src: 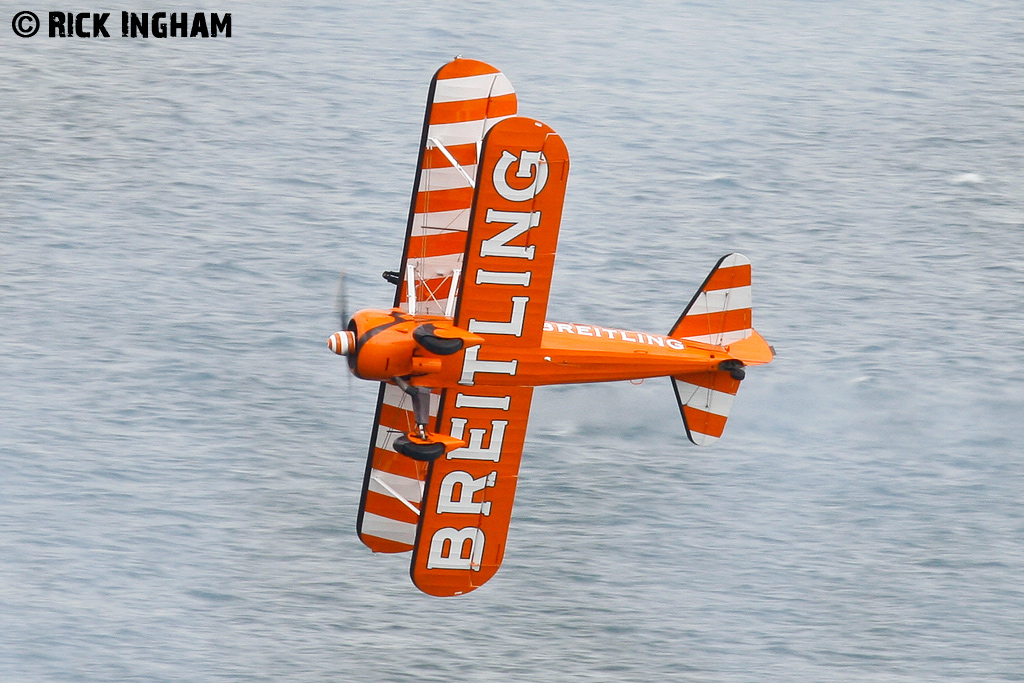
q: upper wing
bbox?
[394,58,517,316]
[452,116,570,347]
[410,385,533,596]
[356,60,515,553]
[409,116,571,596]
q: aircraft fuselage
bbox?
[332,308,772,389]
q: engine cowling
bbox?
[327,308,484,383]
[327,308,416,381]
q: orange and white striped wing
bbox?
[408,116,570,596]
[357,60,517,554]
[395,59,518,316]
[670,253,752,346]
[410,386,534,597]
[356,382,437,553]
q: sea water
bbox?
[3,1,1023,680]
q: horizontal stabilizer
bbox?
[672,370,740,446]
[726,329,774,367]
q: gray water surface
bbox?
[3,2,1023,680]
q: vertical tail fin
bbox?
[670,254,767,446]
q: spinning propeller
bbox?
[328,270,356,356]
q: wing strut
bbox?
[369,473,421,516]
[427,137,476,189]
[405,263,417,314]
[444,268,461,317]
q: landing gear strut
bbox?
[393,376,431,439]
[392,376,448,462]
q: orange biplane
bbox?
[328,58,774,596]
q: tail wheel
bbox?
[718,360,746,381]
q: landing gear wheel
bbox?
[394,435,446,462]
[413,324,464,355]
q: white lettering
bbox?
[455,393,512,411]
[475,269,532,287]
[543,321,685,348]
[459,345,517,385]
[448,418,508,461]
[481,209,539,260]
[493,149,548,202]
[436,470,497,516]
[469,296,529,337]
[426,527,485,570]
